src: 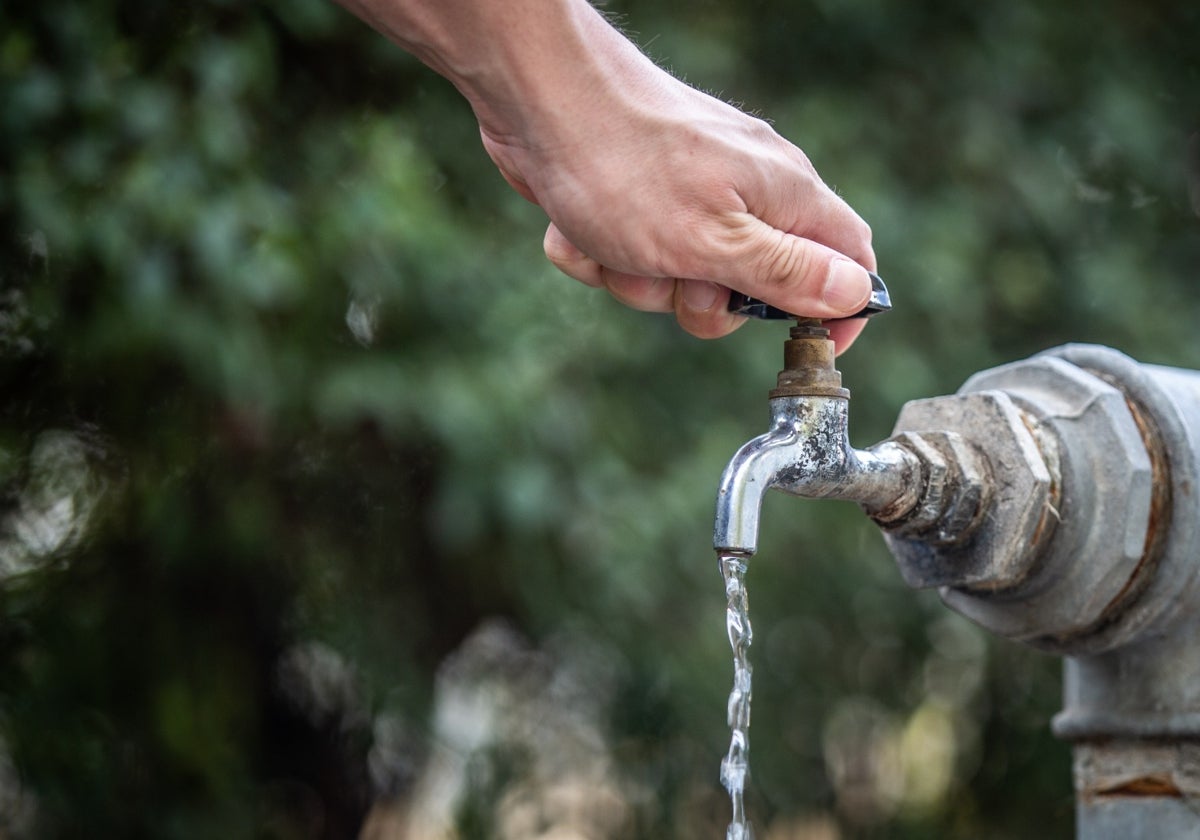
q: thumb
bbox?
[726,225,874,319]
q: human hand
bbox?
[333,0,876,351]
[474,15,876,351]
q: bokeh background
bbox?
[2,0,1198,837]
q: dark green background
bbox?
[2,0,1197,836]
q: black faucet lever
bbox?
[727,271,892,321]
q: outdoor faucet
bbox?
[713,317,922,555]
[713,276,992,557]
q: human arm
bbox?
[333,0,877,351]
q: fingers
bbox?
[673,280,745,339]
[825,318,868,357]
[545,224,672,310]
[773,172,877,273]
[542,184,875,335]
[545,224,745,337]
[605,275,676,313]
[736,126,877,272]
[544,223,603,287]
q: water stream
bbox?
[719,551,755,840]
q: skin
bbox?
[334,0,877,352]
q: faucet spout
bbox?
[713,393,920,554]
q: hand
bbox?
[475,18,876,351]
[334,0,877,351]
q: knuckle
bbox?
[754,235,814,291]
[745,114,777,141]
[856,216,874,247]
[676,309,738,340]
[542,229,577,267]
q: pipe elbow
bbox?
[713,427,798,555]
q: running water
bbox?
[719,551,754,840]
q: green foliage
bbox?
[1,0,1197,837]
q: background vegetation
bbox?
[1,0,1197,837]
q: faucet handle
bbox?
[728,272,892,321]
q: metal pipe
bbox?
[882,345,1200,837]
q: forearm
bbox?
[333,0,653,144]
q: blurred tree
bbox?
[0,0,1196,837]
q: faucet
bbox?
[714,277,992,557]
[713,318,923,555]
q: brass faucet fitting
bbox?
[770,319,848,399]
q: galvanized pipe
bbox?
[1044,347,1200,838]
[886,344,1200,839]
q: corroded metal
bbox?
[1073,741,1200,839]
[714,326,1013,563]
[882,355,1158,653]
[713,324,924,555]
[712,394,920,554]
[771,320,849,399]
[874,430,994,544]
[887,345,1200,839]
[881,391,1056,593]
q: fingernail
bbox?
[682,279,720,311]
[822,260,872,313]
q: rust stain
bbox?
[1029,505,1054,547]
[1018,408,1061,554]
[1096,395,1172,620]
[1092,775,1184,799]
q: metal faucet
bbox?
[715,276,992,557]
[712,318,922,555]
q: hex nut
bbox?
[880,431,991,546]
[881,432,948,536]
[941,356,1154,649]
[925,431,993,545]
[882,391,1056,592]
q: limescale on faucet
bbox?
[719,551,755,840]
